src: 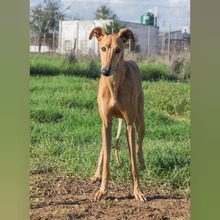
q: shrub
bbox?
[30,54,61,76]
[30,53,190,81]
[139,61,177,81]
[170,52,190,81]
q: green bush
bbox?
[30,54,102,78]
[139,62,177,81]
[30,53,190,81]
[170,52,190,81]
[30,55,61,76]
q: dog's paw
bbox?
[134,188,147,202]
[91,175,102,183]
[94,190,107,201]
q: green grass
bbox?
[30,74,190,196]
[30,54,187,81]
[30,54,101,78]
[139,62,177,81]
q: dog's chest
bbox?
[98,78,134,118]
[110,99,124,118]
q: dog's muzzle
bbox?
[101,68,111,77]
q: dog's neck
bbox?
[102,61,125,103]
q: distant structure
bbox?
[159,24,190,53]
[58,19,159,56]
[140,8,159,26]
[30,6,190,56]
[141,11,155,25]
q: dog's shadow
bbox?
[105,195,182,202]
[147,195,181,201]
[106,194,134,201]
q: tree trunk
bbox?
[38,32,42,53]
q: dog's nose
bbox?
[101,68,111,76]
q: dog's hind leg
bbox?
[135,93,145,170]
[135,117,145,170]
[126,124,146,202]
[91,148,103,183]
[115,118,123,165]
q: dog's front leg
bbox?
[95,118,112,200]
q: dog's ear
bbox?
[89,27,107,41]
[118,28,135,43]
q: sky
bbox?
[30,0,190,31]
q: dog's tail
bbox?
[115,118,123,165]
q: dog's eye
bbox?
[115,48,121,54]
[101,47,106,52]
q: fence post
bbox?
[168,24,171,62]
[43,33,45,45]
[59,17,63,54]
[147,25,150,57]
[76,21,79,54]
[52,31,55,52]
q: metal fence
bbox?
[30,0,190,58]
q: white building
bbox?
[30,45,50,53]
[58,19,159,56]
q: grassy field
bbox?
[30,74,190,196]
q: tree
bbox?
[105,21,126,34]
[94,5,117,20]
[30,0,64,52]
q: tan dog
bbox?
[89,27,146,202]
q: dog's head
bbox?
[89,27,135,77]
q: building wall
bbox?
[58,20,113,55]
[30,45,50,53]
[58,19,159,56]
[159,30,190,52]
[159,30,183,51]
[118,20,159,56]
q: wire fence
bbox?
[30,0,190,59]
[30,5,190,200]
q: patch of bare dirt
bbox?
[30,174,190,220]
